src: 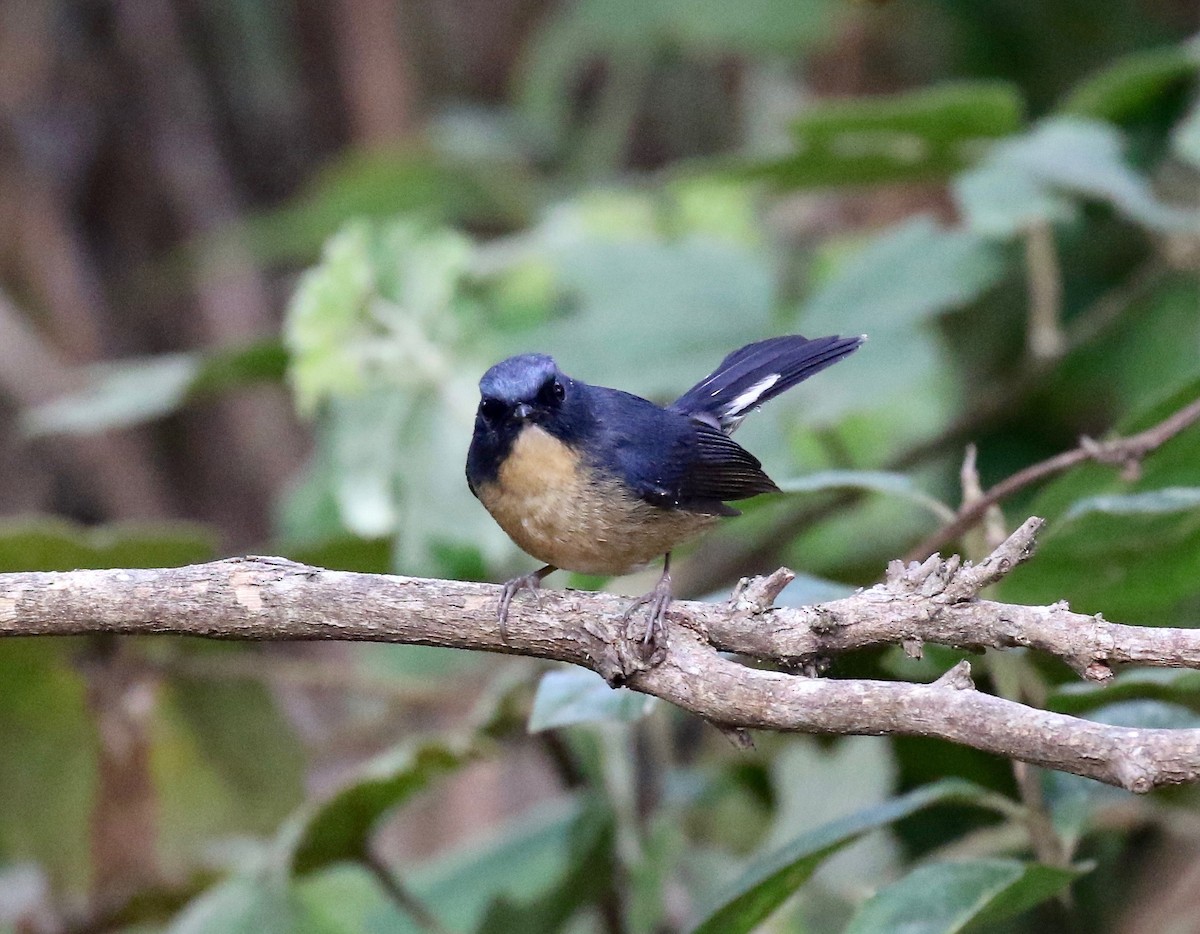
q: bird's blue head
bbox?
[476,353,569,428]
[467,353,585,491]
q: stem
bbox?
[361,849,451,934]
[1025,220,1066,362]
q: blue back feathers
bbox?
[468,334,863,514]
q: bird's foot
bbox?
[497,565,555,641]
[622,570,673,651]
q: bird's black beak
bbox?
[513,403,533,420]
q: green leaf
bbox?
[1173,96,1200,170]
[22,343,287,438]
[961,117,1200,237]
[517,0,840,151]
[954,159,1077,237]
[289,863,406,934]
[356,642,487,685]
[757,738,903,900]
[281,218,511,573]
[169,874,294,934]
[168,870,343,934]
[528,667,656,732]
[0,518,215,572]
[1049,668,1200,716]
[24,355,198,438]
[1061,486,1200,522]
[284,534,392,574]
[777,469,956,523]
[1049,279,1200,418]
[666,0,840,54]
[801,218,1008,334]
[300,799,600,934]
[289,738,473,875]
[689,779,997,934]
[325,392,410,538]
[154,670,306,863]
[0,643,95,892]
[284,219,475,416]
[475,801,614,934]
[413,800,595,934]
[1058,45,1200,124]
[521,206,777,398]
[1044,697,1200,844]
[189,342,290,395]
[998,373,1200,622]
[271,741,592,934]
[844,858,1084,934]
[1082,698,1200,731]
[1000,504,1200,621]
[745,82,1024,189]
[233,148,533,264]
[795,217,1007,430]
[666,176,767,248]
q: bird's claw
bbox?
[623,577,673,650]
[497,570,547,641]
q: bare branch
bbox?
[2,523,1200,793]
[909,396,1200,561]
[959,443,1007,554]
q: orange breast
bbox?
[475,425,718,575]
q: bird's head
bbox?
[475,353,571,432]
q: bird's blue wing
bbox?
[586,388,776,515]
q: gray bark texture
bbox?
[3,517,1199,793]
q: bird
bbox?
[465,333,865,645]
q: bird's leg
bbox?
[623,553,673,647]
[498,565,556,641]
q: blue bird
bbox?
[466,334,864,645]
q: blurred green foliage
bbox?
[746,82,1025,188]
[2,5,1200,934]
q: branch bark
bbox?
[2,518,1199,793]
[908,396,1200,561]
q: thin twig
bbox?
[959,443,1007,556]
[1024,220,1066,362]
[360,849,451,934]
[907,395,1200,561]
[1013,760,1068,867]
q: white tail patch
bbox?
[721,374,780,421]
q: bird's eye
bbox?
[480,398,505,420]
[539,379,566,405]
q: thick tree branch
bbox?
[717,518,1200,682]
[2,518,1200,793]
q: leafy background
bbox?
[0,1,1198,931]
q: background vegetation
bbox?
[0,0,1198,931]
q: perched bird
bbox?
[466,334,864,644]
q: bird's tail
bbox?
[669,334,864,432]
